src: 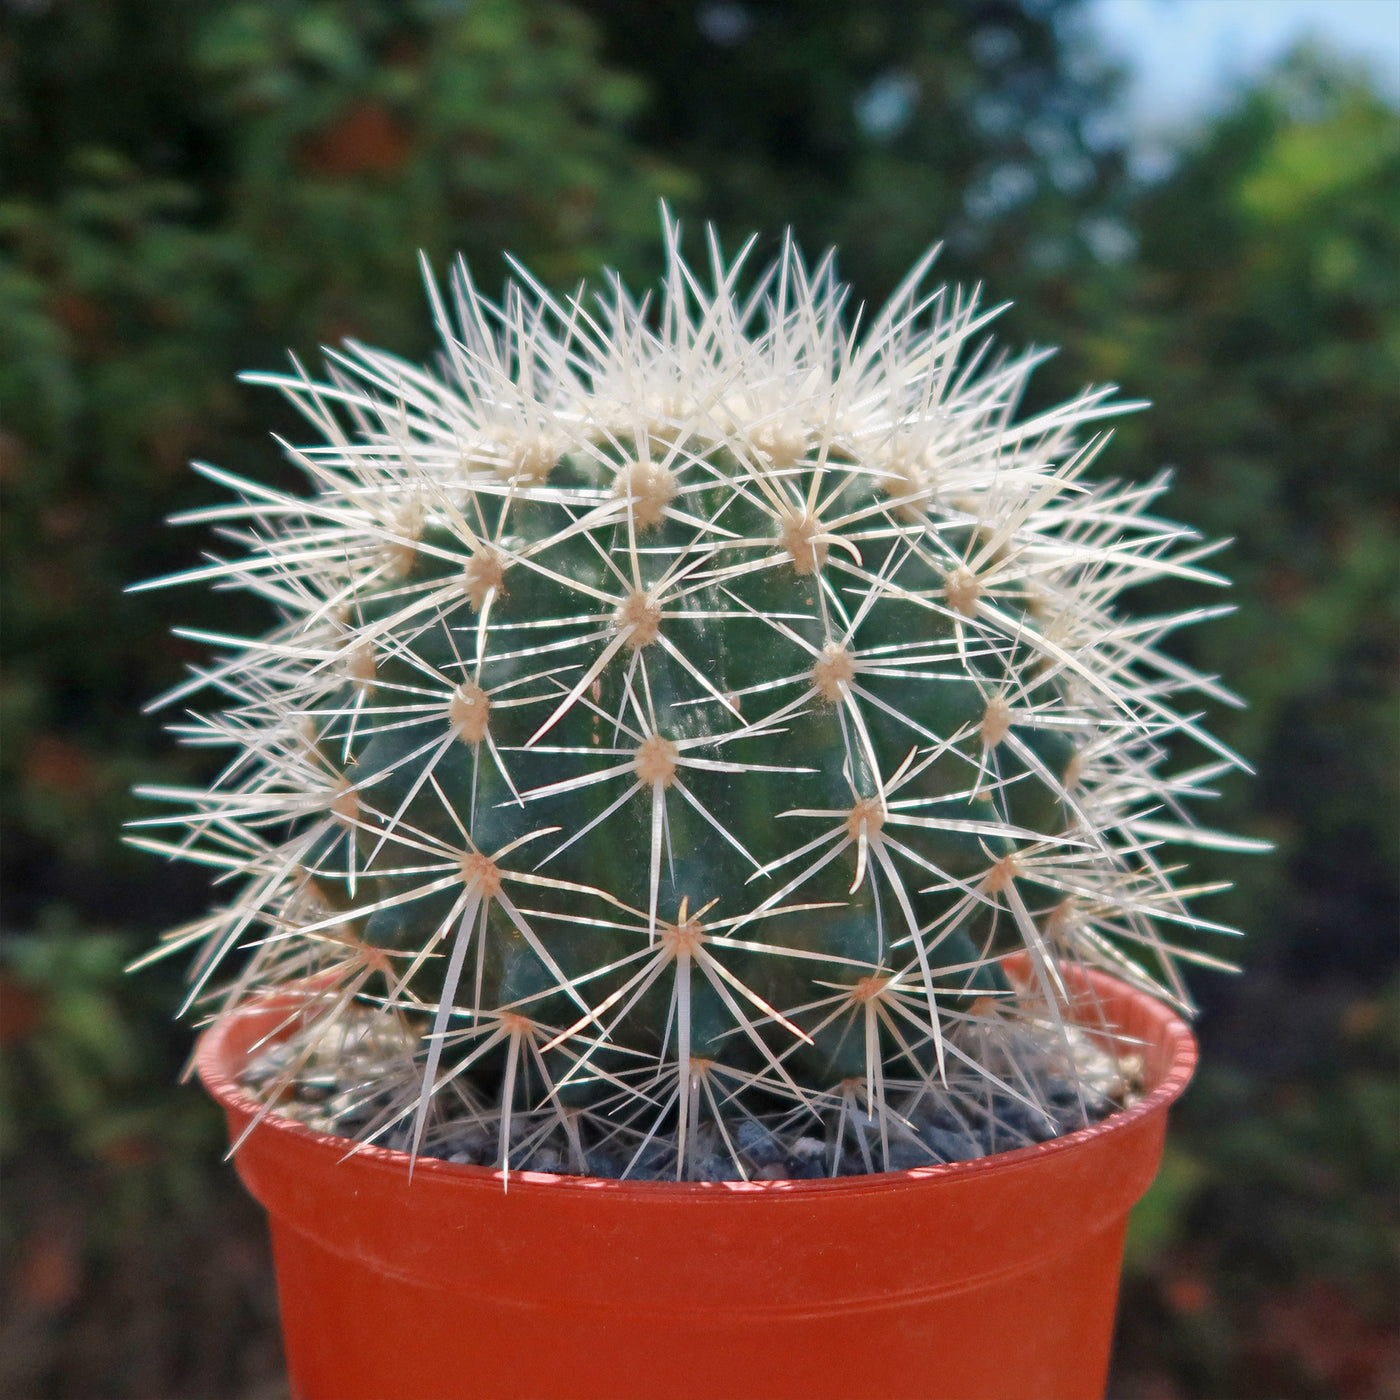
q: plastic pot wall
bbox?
[198,961,1196,1400]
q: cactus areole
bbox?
[135,217,1253,1396]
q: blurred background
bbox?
[1,1,1396,1395]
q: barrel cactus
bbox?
[135,218,1250,1180]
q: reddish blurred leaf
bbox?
[1163,1272,1212,1316]
[40,502,87,542]
[24,736,100,798]
[0,971,43,1044]
[14,1225,82,1310]
[1253,1282,1400,1398]
[46,292,108,354]
[298,102,411,177]
[98,1135,158,1169]
[0,430,25,484]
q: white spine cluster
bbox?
[134,217,1253,1180]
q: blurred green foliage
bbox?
[1115,974,1399,1398]
[1085,52,1400,1399]
[0,3,1396,1396]
[2,0,1120,934]
[582,0,1128,300]
[1078,53,1400,985]
[0,911,219,1214]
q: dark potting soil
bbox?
[235,1008,1138,1182]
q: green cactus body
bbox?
[135,222,1250,1178]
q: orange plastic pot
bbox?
[198,961,1195,1400]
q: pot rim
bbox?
[197,957,1197,1200]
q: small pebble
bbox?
[922,1126,985,1163]
[886,1138,936,1170]
[785,1150,826,1179]
[988,1098,1054,1144]
[694,1154,743,1182]
[735,1120,782,1166]
[918,1106,967,1135]
[585,1150,628,1178]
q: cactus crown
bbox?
[135,218,1249,1181]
